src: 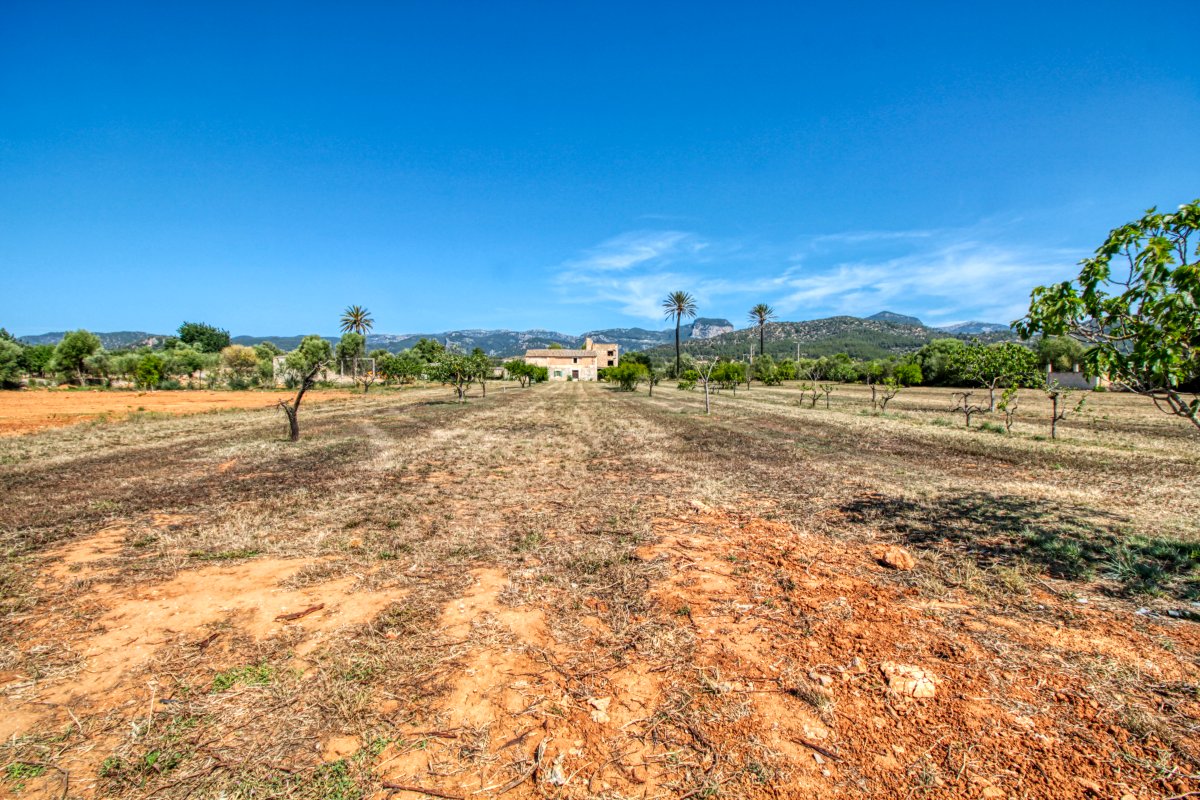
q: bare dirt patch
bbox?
[0,388,354,436]
[3,556,404,739]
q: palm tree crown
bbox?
[340,305,374,336]
[748,303,776,328]
[662,291,698,322]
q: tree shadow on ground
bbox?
[840,491,1200,601]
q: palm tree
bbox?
[748,303,776,358]
[339,306,374,377]
[661,291,698,377]
[340,305,374,336]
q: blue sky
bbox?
[2,2,1198,337]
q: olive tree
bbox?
[54,330,101,384]
[168,346,207,386]
[0,339,23,388]
[19,344,54,378]
[1016,200,1200,431]
[85,352,113,386]
[278,336,333,441]
[1036,335,1087,372]
[221,345,260,387]
[177,321,231,353]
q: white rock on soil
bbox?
[879,661,937,698]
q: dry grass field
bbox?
[1,382,1197,799]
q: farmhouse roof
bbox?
[524,349,596,357]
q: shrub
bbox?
[134,353,166,389]
[608,363,648,391]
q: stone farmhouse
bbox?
[524,337,619,381]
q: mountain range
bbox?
[17,312,1014,359]
[16,318,737,356]
[639,312,1018,361]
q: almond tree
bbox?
[951,342,1040,411]
[696,358,722,414]
[951,391,984,428]
[431,349,476,403]
[1016,200,1199,430]
[1044,380,1086,440]
[877,377,901,412]
[997,385,1020,432]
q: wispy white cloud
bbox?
[775,241,1077,326]
[564,230,700,272]
[552,223,1085,328]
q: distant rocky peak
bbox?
[690,318,734,339]
[866,311,924,327]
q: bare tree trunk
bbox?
[674,318,681,377]
[278,362,324,442]
[283,404,300,441]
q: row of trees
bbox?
[0,321,548,398]
[603,346,1083,437]
[651,199,1198,430]
[275,309,547,439]
[616,337,1076,396]
[0,326,286,390]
